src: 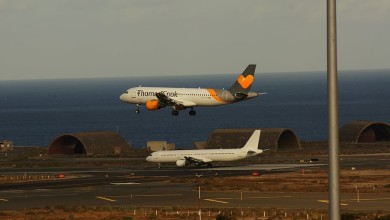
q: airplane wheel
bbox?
[135,109,140,114]
[189,110,196,116]
[172,110,179,116]
[207,163,213,168]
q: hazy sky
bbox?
[1,0,390,80]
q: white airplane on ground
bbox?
[146,130,263,167]
[119,64,260,116]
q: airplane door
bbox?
[222,91,228,101]
[131,91,136,98]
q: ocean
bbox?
[0,69,389,148]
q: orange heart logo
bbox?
[237,75,253,89]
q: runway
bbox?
[0,163,322,191]
[1,154,389,211]
[1,180,389,211]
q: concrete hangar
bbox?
[340,121,390,143]
[46,121,389,155]
[47,129,301,155]
[202,128,301,151]
[48,131,130,155]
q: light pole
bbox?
[327,0,340,219]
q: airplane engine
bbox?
[146,100,165,110]
[176,159,189,167]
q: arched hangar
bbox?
[48,131,130,155]
[206,128,301,151]
[340,121,390,143]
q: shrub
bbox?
[375,214,390,220]
[68,214,75,220]
[341,212,359,220]
[216,214,235,220]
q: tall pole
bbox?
[327,0,340,219]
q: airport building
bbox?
[0,140,13,152]
[147,141,175,151]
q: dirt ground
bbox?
[1,169,390,219]
[0,207,389,220]
[170,168,390,193]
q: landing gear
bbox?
[207,163,213,168]
[135,104,141,114]
[170,107,197,116]
[189,107,196,116]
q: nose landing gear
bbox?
[135,104,141,114]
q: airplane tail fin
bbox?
[242,130,261,151]
[228,64,256,99]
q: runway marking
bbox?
[110,182,140,185]
[247,196,293,199]
[101,195,132,198]
[96,196,116,202]
[318,200,348,206]
[350,198,390,202]
[0,198,8,202]
[210,195,293,201]
[134,194,182,197]
[204,199,229,204]
[12,193,78,198]
[97,194,182,199]
[0,190,25,193]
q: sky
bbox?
[1,0,390,80]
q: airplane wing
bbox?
[184,156,213,165]
[246,149,263,156]
[155,92,196,107]
[247,150,257,155]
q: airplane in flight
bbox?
[146,130,263,167]
[119,64,260,116]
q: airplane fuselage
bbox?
[146,130,262,167]
[119,65,259,115]
[120,86,258,107]
[146,148,254,163]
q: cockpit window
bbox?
[124,91,128,94]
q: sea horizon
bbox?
[1,69,389,148]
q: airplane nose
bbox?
[146,156,151,162]
[119,94,126,102]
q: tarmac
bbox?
[0,153,389,211]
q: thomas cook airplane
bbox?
[119,64,260,116]
[146,130,263,167]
